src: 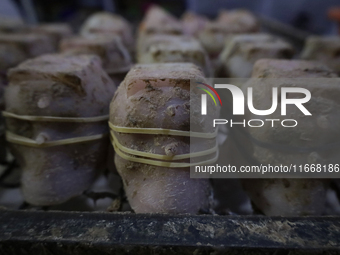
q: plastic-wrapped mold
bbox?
[0,33,55,59]
[28,23,73,51]
[233,59,338,216]
[0,16,25,33]
[137,35,211,76]
[80,12,134,54]
[137,5,183,57]
[60,35,132,85]
[198,9,259,67]
[181,11,208,37]
[217,33,294,78]
[109,63,218,214]
[4,54,117,206]
[301,36,340,75]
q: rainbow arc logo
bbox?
[196,82,222,115]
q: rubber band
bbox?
[108,122,217,139]
[109,121,218,167]
[2,111,109,123]
[6,131,108,148]
[110,130,218,160]
[111,135,218,168]
[3,111,109,147]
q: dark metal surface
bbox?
[0,210,339,254]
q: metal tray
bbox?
[0,210,340,254]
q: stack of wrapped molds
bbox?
[198,10,260,72]
[181,11,208,37]
[60,35,132,85]
[301,36,340,75]
[78,12,134,84]
[0,5,339,218]
[27,23,73,51]
[136,6,212,77]
[228,59,339,216]
[3,54,116,206]
[109,63,218,213]
[80,12,134,54]
[137,5,183,56]
[137,34,211,76]
[217,33,295,78]
[0,31,56,163]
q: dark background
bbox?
[2,0,340,35]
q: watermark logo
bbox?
[196,82,222,115]
[199,83,311,116]
[215,84,311,116]
[198,82,312,128]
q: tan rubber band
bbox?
[110,121,218,167]
[111,130,218,160]
[109,122,217,139]
[6,131,108,148]
[111,135,218,168]
[3,111,109,147]
[2,111,109,122]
